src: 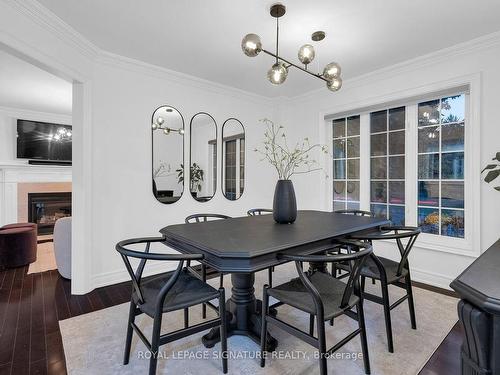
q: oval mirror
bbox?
[151,105,185,204]
[221,118,245,200]
[189,113,217,202]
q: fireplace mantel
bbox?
[0,162,72,226]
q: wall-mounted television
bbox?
[17,120,72,164]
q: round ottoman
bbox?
[1,222,37,231]
[0,226,37,269]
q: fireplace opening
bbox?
[28,192,72,235]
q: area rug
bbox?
[27,241,57,274]
[60,263,458,374]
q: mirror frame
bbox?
[221,118,245,201]
[189,112,218,203]
[151,105,185,204]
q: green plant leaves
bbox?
[484,169,500,183]
[481,164,498,173]
[493,152,500,161]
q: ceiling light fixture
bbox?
[241,3,342,92]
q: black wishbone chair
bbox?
[260,240,373,375]
[185,214,231,319]
[116,237,227,375]
[353,226,421,353]
[334,209,375,217]
[247,208,277,286]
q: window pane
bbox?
[371,204,387,219]
[389,156,405,179]
[442,123,464,152]
[333,201,346,211]
[389,131,405,155]
[371,182,387,203]
[418,126,440,153]
[347,137,360,158]
[418,208,440,234]
[389,205,405,226]
[389,181,405,204]
[346,181,360,202]
[371,110,387,133]
[418,100,440,126]
[371,157,387,179]
[441,209,464,238]
[441,95,465,124]
[333,119,345,138]
[347,116,360,136]
[418,181,439,206]
[334,160,346,179]
[371,133,387,156]
[333,139,345,158]
[441,152,464,179]
[333,181,346,201]
[441,210,465,238]
[347,159,360,179]
[418,154,439,179]
[346,201,360,210]
[389,107,405,130]
[441,182,464,209]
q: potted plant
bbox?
[177,163,205,197]
[255,119,328,224]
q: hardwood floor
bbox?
[0,265,462,375]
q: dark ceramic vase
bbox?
[273,180,297,224]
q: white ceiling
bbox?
[0,49,72,114]
[37,0,500,97]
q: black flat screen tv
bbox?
[17,120,72,163]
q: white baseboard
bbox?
[410,267,455,291]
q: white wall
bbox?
[279,36,500,288]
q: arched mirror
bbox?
[151,105,185,204]
[221,118,245,200]
[189,113,217,202]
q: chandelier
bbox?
[241,3,342,92]
[152,108,185,135]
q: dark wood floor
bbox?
[0,266,462,375]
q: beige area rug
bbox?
[60,263,458,375]
[28,240,58,274]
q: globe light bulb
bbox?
[157,116,164,125]
[323,62,341,80]
[298,44,315,65]
[326,77,342,92]
[163,128,170,135]
[67,131,72,137]
[267,63,288,85]
[152,123,158,130]
[179,129,185,135]
[241,34,262,57]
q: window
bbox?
[328,89,471,247]
[417,94,465,238]
[370,107,406,225]
[332,115,360,211]
[240,138,245,195]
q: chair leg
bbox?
[218,288,228,374]
[309,314,315,336]
[316,317,327,375]
[380,280,394,353]
[123,300,136,365]
[149,311,163,375]
[260,285,270,367]
[268,267,273,287]
[405,273,417,330]
[201,264,207,319]
[184,308,189,328]
[357,301,371,374]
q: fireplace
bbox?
[28,192,72,235]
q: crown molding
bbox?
[95,50,272,106]
[291,30,500,102]
[0,105,72,124]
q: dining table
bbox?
[160,210,389,351]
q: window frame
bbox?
[322,75,481,257]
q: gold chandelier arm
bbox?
[262,49,329,83]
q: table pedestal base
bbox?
[202,273,278,351]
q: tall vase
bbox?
[273,180,297,224]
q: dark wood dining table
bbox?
[160,210,389,350]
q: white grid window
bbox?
[332,115,361,211]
